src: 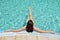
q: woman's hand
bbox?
[46,30,55,34]
[4,30,11,32]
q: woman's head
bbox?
[26,20,33,32]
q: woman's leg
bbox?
[26,8,33,22]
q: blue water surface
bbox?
[0,0,60,33]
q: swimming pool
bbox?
[0,0,60,33]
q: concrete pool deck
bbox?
[0,31,60,40]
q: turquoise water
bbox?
[0,0,60,33]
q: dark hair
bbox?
[26,20,33,32]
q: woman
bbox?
[5,8,54,33]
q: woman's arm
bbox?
[34,27,54,33]
[4,26,26,32]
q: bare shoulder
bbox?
[24,26,26,28]
[33,27,41,30]
[22,26,26,29]
[33,27,37,30]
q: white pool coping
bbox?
[0,31,60,39]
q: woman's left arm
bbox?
[33,27,54,33]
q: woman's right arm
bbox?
[4,26,26,32]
